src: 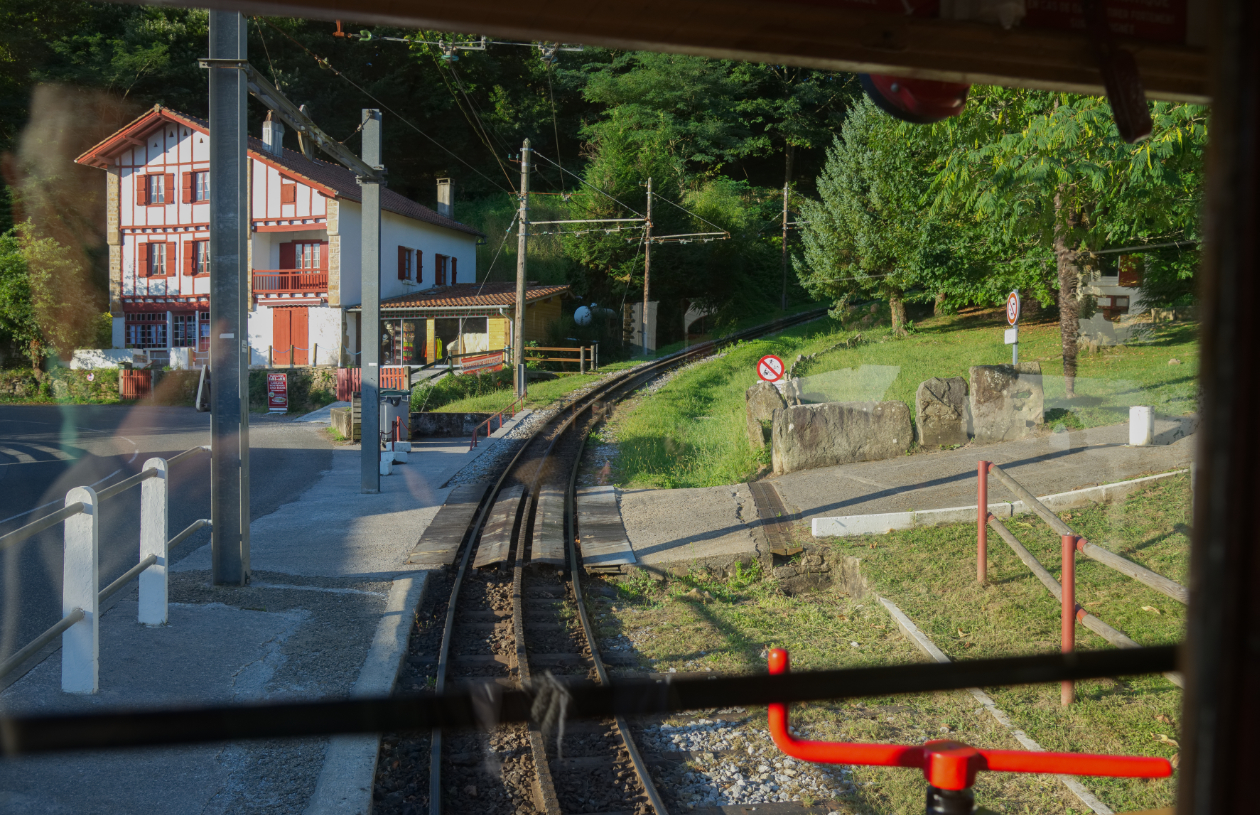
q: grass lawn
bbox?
[416,361,643,414]
[607,307,1199,489]
[596,474,1188,813]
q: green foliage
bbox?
[410,368,513,412]
[0,228,40,364]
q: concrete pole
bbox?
[360,110,383,493]
[62,486,99,694]
[642,177,651,358]
[208,11,250,586]
[781,182,790,311]
[139,457,169,626]
[514,138,531,398]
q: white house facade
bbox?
[75,105,482,368]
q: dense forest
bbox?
[0,2,1207,373]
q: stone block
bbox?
[969,363,1044,443]
[746,381,786,449]
[771,401,912,474]
[916,377,970,447]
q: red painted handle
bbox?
[766,649,1172,790]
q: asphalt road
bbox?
[0,404,334,668]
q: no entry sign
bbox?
[757,355,785,383]
[1006,291,1021,326]
[267,372,288,413]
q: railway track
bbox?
[375,309,835,815]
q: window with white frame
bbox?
[147,174,165,204]
[194,171,209,202]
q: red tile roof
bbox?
[75,106,483,238]
[359,283,570,311]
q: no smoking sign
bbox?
[757,354,785,383]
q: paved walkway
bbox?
[0,413,529,815]
[618,418,1196,573]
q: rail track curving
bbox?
[376,309,829,814]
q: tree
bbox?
[795,98,966,334]
[0,227,40,365]
[931,88,1208,396]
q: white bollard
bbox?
[63,486,99,694]
[139,458,168,626]
[380,453,393,476]
[1129,405,1155,446]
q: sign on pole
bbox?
[267,372,288,413]
[1005,290,1021,365]
[757,354,785,383]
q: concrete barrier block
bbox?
[380,459,393,476]
[772,401,912,474]
[812,511,916,537]
[392,451,408,464]
[1129,405,1154,446]
[969,363,1044,443]
[916,377,970,447]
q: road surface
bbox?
[0,404,334,672]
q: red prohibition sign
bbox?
[758,354,785,382]
[1006,291,1021,326]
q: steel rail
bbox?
[425,307,827,812]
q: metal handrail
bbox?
[0,502,86,556]
[0,609,83,681]
[96,518,211,605]
[469,394,526,449]
[93,445,210,502]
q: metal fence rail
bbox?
[0,446,212,691]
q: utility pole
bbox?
[360,110,383,493]
[642,176,652,358]
[208,11,249,586]
[781,182,790,311]
[514,138,530,398]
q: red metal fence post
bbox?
[1061,534,1077,707]
[977,461,989,584]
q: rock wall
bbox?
[412,411,494,437]
[969,363,1044,443]
[916,376,970,448]
[745,381,786,449]
[772,401,912,474]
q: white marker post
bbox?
[1005,290,1021,365]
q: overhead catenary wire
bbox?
[532,150,644,218]
[257,18,512,194]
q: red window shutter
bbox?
[281,183,296,205]
[320,241,329,270]
[164,173,175,204]
[137,242,149,277]
[183,242,195,276]
[167,241,177,276]
[451,257,457,285]
[136,174,148,206]
[416,251,423,283]
[182,172,193,204]
[279,242,295,270]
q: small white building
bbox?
[75,105,482,368]
[1079,254,1149,346]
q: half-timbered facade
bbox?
[75,105,482,368]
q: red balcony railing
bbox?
[252,269,328,294]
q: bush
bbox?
[0,367,121,403]
[247,368,338,414]
[411,368,512,411]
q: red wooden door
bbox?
[273,307,309,365]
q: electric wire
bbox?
[474,210,519,296]
[253,18,282,90]
[545,66,566,195]
[650,190,728,234]
[532,150,644,217]
[423,47,517,190]
[258,18,511,194]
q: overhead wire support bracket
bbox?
[530,218,646,225]
[198,58,385,182]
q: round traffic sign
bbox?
[757,355,785,383]
[1006,291,1021,326]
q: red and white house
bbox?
[75,105,482,368]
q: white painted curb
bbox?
[812,469,1188,538]
[304,573,429,815]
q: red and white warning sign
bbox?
[1006,291,1021,326]
[267,372,288,413]
[757,354,785,383]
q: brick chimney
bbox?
[437,178,453,219]
[262,111,285,156]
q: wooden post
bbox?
[268,346,272,368]
[1061,534,1076,707]
[313,342,318,366]
[289,344,294,368]
[580,346,586,375]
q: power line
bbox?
[532,150,644,217]
[258,19,511,194]
[650,190,727,235]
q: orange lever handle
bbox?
[767,649,1172,791]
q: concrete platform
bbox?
[618,420,1195,575]
[0,420,533,814]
